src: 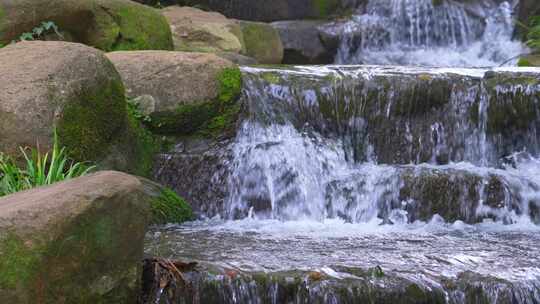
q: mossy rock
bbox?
[0,171,153,303]
[240,21,284,64]
[151,188,194,224]
[147,66,243,137]
[0,0,173,51]
[0,41,160,175]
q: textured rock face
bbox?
[0,41,125,161]
[162,6,245,54]
[239,21,284,64]
[107,51,235,112]
[0,0,173,51]
[0,171,152,303]
[272,20,335,64]
[155,0,351,22]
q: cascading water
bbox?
[144,1,540,303]
[147,65,540,303]
[330,0,525,67]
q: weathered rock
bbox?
[272,20,335,64]
[147,0,353,22]
[239,21,284,64]
[0,41,125,161]
[0,41,157,176]
[0,171,152,303]
[217,51,258,65]
[0,0,173,51]
[162,6,244,54]
[107,51,235,112]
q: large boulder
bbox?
[107,50,242,135]
[107,51,235,112]
[272,20,335,64]
[0,0,173,51]
[162,6,244,54]
[239,21,284,64]
[0,171,152,303]
[0,41,155,176]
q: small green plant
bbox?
[151,188,194,224]
[17,21,63,42]
[0,131,95,197]
[127,99,152,123]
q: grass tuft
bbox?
[0,130,95,197]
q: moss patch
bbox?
[57,77,126,162]
[312,0,339,18]
[113,103,159,177]
[0,234,41,290]
[147,67,242,137]
[151,188,194,224]
[108,4,173,51]
[240,22,282,64]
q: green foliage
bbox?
[0,131,95,197]
[526,16,540,53]
[151,188,194,224]
[127,99,152,123]
[18,21,63,42]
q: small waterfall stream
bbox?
[145,1,540,303]
[329,0,524,66]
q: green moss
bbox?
[261,72,282,84]
[241,22,282,64]
[485,81,539,135]
[110,5,173,51]
[117,103,159,177]
[312,0,338,17]
[148,67,243,137]
[518,57,532,67]
[151,188,194,224]
[57,77,126,162]
[217,67,242,104]
[0,234,41,289]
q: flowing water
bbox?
[145,1,540,303]
[330,0,525,67]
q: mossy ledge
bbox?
[151,188,194,225]
[147,67,243,137]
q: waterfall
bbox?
[331,0,524,66]
[145,2,540,302]
[223,66,540,224]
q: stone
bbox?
[0,41,157,176]
[0,0,173,51]
[239,21,284,64]
[162,6,244,54]
[0,41,125,162]
[0,171,152,303]
[106,51,235,112]
[272,20,335,64]
[148,0,349,22]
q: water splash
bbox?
[331,0,525,67]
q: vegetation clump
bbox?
[151,188,194,224]
[0,132,95,197]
